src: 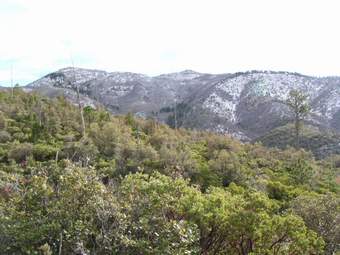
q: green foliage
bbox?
[0,113,6,129]
[33,143,59,161]
[285,157,315,185]
[291,193,340,255]
[0,165,105,254]
[8,142,33,162]
[285,89,311,148]
[266,181,295,201]
[286,90,310,119]
[61,137,99,166]
[0,131,11,143]
[0,90,338,254]
[256,123,340,159]
[115,173,200,254]
[180,186,324,254]
[208,150,249,187]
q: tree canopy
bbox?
[0,90,338,254]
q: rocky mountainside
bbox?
[26,68,340,144]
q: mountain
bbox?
[26,68,340,146]
[26,67,229,121]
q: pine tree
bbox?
[285,89,310,148]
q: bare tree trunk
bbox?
[55,151,59,165]
[295,114,301,148]
[58,232,63,255]
[38,101,43,126]
[76,84,86,137]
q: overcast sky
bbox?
[1,0,340,86]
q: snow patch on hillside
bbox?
[157,70,202,81]
[203,72,328,124]
[203,92,237,122]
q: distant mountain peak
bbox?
[180,69,200,74]
[156,69,203,81]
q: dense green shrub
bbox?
[0,131,11,143]
[8,142,33,162]
[33,143,59,161]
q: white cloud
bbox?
[1,0,340,85]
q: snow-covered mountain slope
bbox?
[196,72,339,136]
[26,68,340,142]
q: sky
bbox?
[1,0,340,86]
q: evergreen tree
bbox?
[285,89,310,148]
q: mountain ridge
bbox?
[26,67,340,151]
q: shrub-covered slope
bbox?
[0,89,339,254]
[256,124,340,159]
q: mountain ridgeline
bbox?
[26,68,340,157]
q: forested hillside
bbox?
[0,89,339,254]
